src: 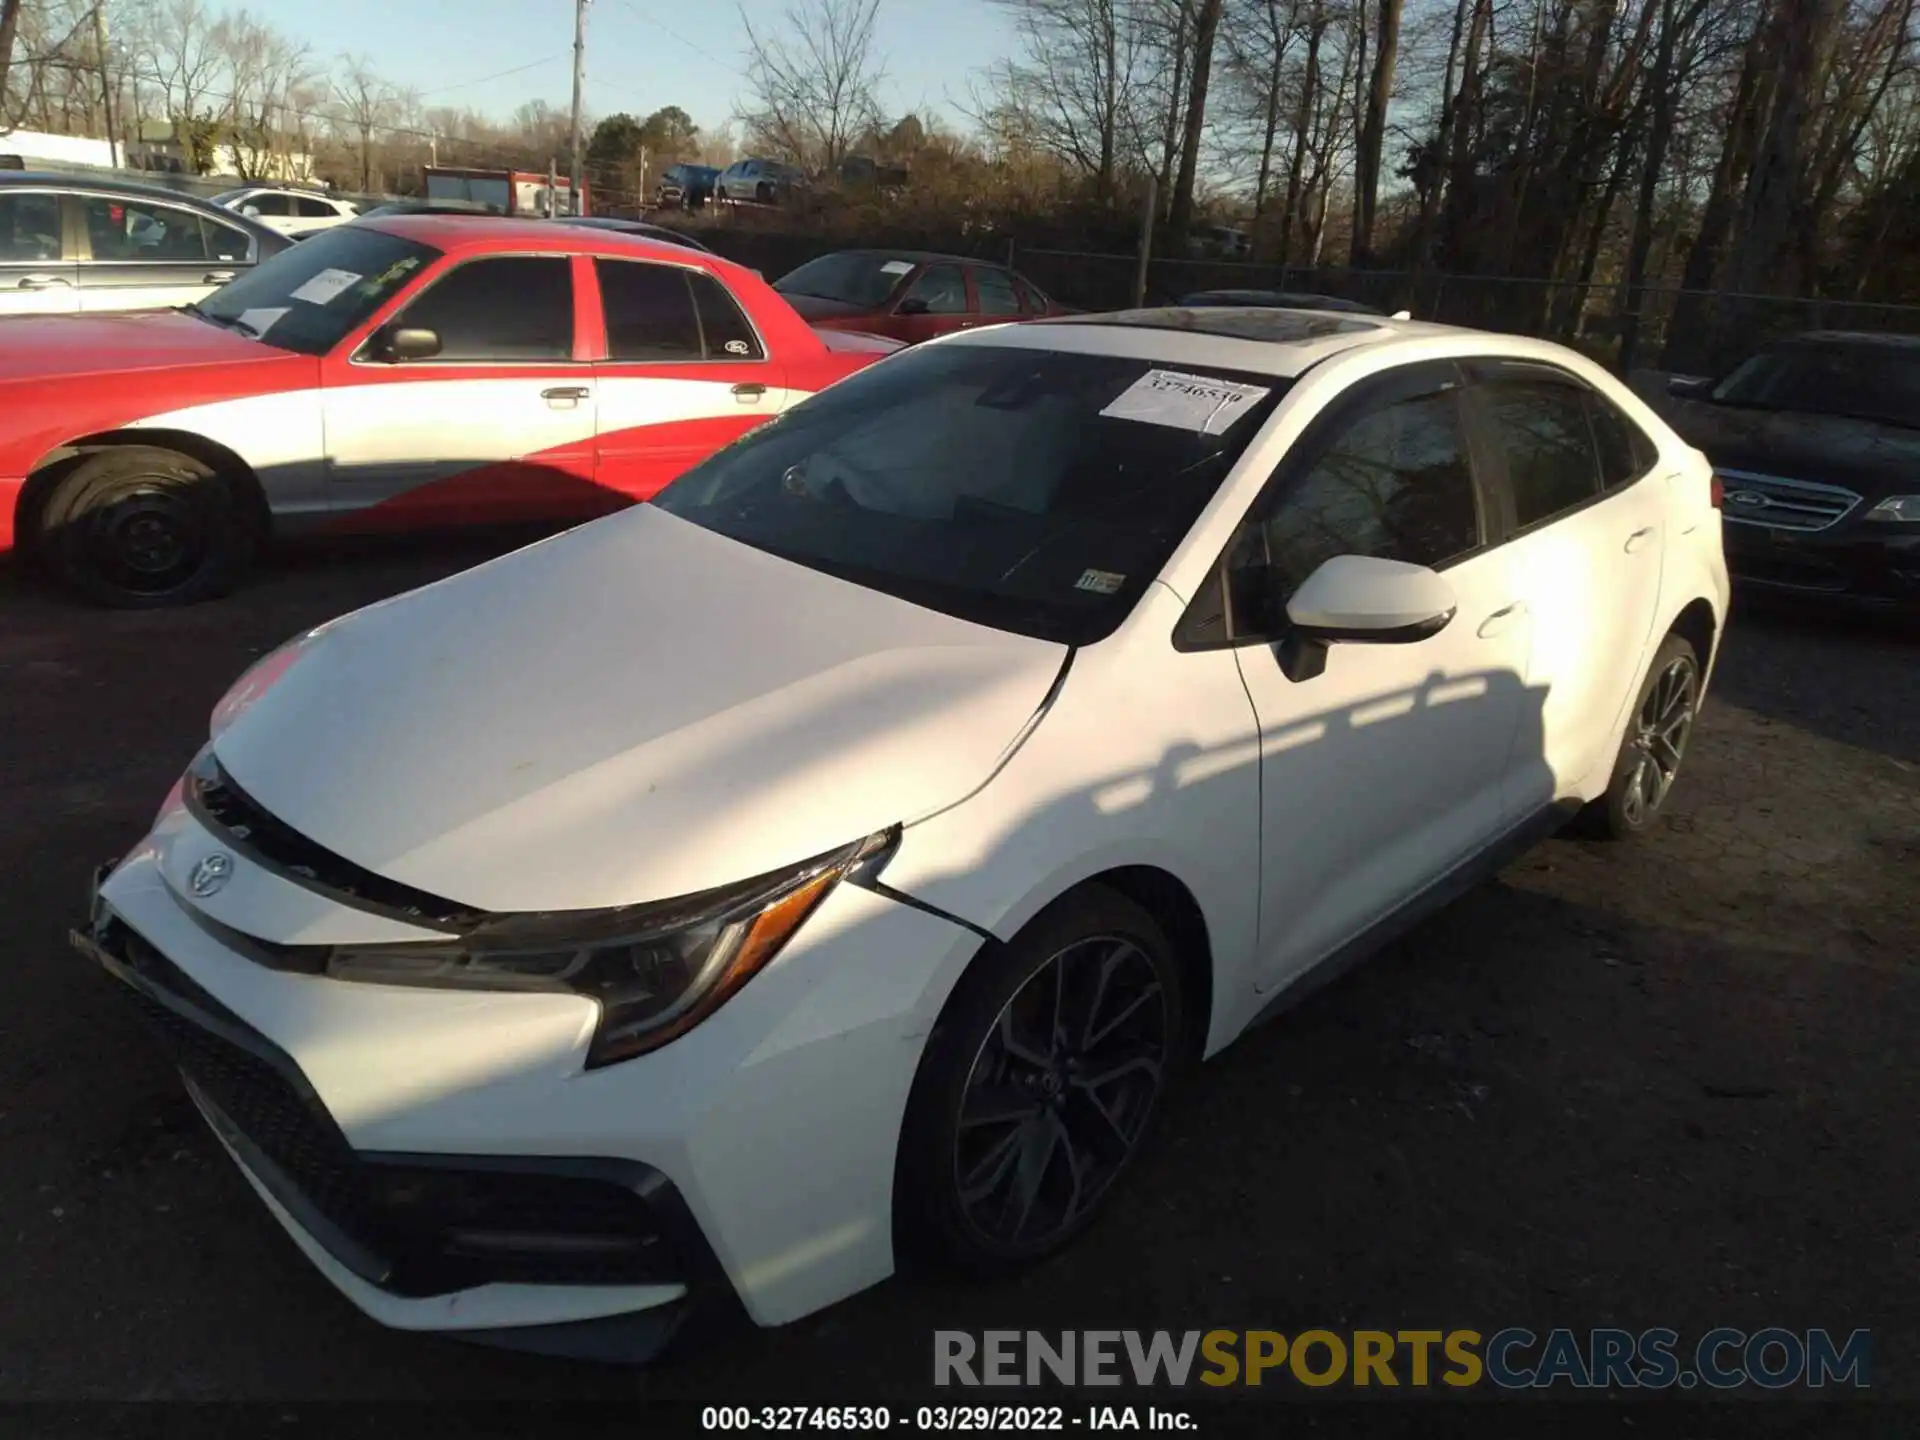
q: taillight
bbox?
[1709,473,1724,509]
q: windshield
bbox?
[775,252,915,308]
[210,188,251,206]
[1710,343,1920,429]
[191,226,439,356]
[651,344,1288,645]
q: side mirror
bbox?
[376,326,442,363]
[896,295,930,316]
[1667,374,1711,399]
[1276,555,1457,682]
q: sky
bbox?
[245,0,1017,139]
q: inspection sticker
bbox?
[235,307,289,336]
[1100,368,1271,434]
[1074,568,1127,595]
[290,268,363,305]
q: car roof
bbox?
[942,305,1481,378]
[805,247,979,267]
[1782,330,1920,352]
[0,171,239,209]
[1180,289,1383,314]
[360,213,739,268]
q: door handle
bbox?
[202,270,236,284]
[1624,525,1656,554]
[541,385,590,406]
[1477,601,1528,639]
[17,274,71,290]
[732,382,768,402]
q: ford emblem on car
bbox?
[188,853,234,897]
[1726,490,1770,508]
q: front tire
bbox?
[895,886,1184,1275]
[36,446,255,608]
[1579,632,1702,839]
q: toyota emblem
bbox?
[188,852,233,897]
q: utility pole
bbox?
[93,2,120,169]
[568,0,591,216]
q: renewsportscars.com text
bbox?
[933,1328,1871,1391]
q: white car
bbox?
[77,308,1729,1361]
[212,185,359,238]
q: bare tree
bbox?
[333,52,396,192]
[136,0,226,165]
[223,11,313,179]
[739,0,884,173]
[988,0,1151,201]
[1350,0,1401,264]
[1,0,24,126]
[1165,0,1224,240]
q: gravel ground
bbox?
[0,537,1914,1425]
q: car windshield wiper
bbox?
[182,301,228,327]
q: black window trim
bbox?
[1458,356,1641,544]
[350,250,582,368]
[592,254,768,365]
[1174,357,1493,653]
[67,188,258,266]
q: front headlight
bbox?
[1864,495,1920,523]
[324,828,898,1067]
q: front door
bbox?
[75,193,255,313]
[890,261,971,344]
[589,256,791,506]
[321,253,600,528]
[0,189,76,314]
[1465,363,1666,808]
[1232,362,1533,991]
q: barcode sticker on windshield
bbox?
[1075,569,1126,595]
[1101,369,1271,435]
[879,259,916,275]
[290,268,363,305]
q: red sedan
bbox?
[773,250,1069,345]
[0,216,898,606]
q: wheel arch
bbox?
[16,428,270,558]
[1667,595,1720,683]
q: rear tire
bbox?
[35,446,255,608]
[894,886,1184,1276]
[1577,632,1702,840]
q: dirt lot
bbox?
[0,535,1914,1418]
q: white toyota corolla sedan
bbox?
[77,307,1729,1360]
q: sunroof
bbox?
[1049,307,1382,344]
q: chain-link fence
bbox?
[1012,248,1920,376]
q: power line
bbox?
[417,52,572,98]
[610,0,743,77]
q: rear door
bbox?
[969,264,1025,329]
[1464,361,1666,809]
[590,255,790,504]
[321,253,601,527]
[0,188,76,314]
[75,192,257,312]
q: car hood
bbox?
[0,309,290,383]
[214,506,1068,914]
[1662,397,1920,501]
[779,291,874,321]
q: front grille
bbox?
[1716,470,1861,532]
[105,922,675,1293]
[185,753,481,930]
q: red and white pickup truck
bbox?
[0,215,900,606]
